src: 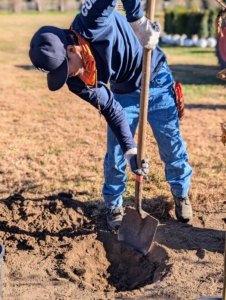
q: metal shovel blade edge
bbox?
[118,207,158,256]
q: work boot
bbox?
[106,206,124,230]
[172,194,193,223]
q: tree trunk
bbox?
[59,0,66,12]
[36,0,46,12]
[12,0,22,13]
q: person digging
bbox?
[29,0,193,230]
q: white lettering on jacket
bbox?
[82,0,96,16]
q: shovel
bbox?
[118,0,158,256]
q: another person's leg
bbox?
[148,62,193,223]
[103,91,140,229]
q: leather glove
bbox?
[124,148,149,176]
[129,16,160,49]
[173,82,185,121]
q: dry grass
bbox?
[0,13,225,218]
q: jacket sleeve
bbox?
[78,0,117,30]
[76,0,143,30]
[121,0,143,22]
[67,78,137,154]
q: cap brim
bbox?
[47,58,68,91]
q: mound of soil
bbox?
[0,193,225,299]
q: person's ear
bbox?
[67,45,76,54]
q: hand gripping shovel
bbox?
[118,0,158,256]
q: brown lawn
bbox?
[0,13,226,300]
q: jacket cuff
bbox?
[124,147,137,157]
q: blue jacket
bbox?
[67,0,166,154]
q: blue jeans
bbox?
[102,62,193,209]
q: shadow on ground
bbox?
[169,64,222,85]
[0,193,224,254]
[185,104,226,110]
[0,192,225,295]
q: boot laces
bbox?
[107,207,124,216]
[177,196,190,205]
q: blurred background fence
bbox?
[0,0,221,13]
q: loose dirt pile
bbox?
[1,192,226,300]
[0,193,157,296]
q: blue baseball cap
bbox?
[29,26,68,91]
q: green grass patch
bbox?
[161,44,225,102]
[0,10,80,16]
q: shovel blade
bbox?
[118,207,158,255]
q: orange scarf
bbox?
[70,26,96,86]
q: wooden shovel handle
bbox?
[135,0,156,210]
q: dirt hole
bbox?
[58,232,162,292]
[0,194,169,293]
